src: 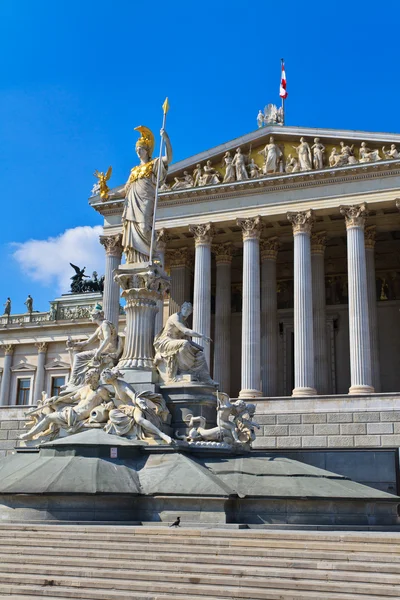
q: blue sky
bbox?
[1,0,399,313]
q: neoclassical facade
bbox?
[91,124,400,400]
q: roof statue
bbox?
[93,166,112,200]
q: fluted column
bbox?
[287,210,317,396]
[154,229,171,334]
[237,216,263,398]
[213,243,233,393]
[311,231,330,395]
[189,223,214,365]
[0,344,14,406]
[33,342,48,405]
[364,226,381,392]
[100,234,123,330]
[167,248,192,314]
[260,237,279,397]
[340,203,374,394]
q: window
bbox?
[16,378,31,405]
[51,376,65,397]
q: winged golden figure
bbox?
[93,166,112,201]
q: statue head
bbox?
[101,367,122,384]
[269,136,274,142]
[314,137,320,143]
[391,144,396,150]
[361,142,366,147]
[90,303,104,323]
[85,369,100,388]
[236,147,242,153]
[300,137,305,143]
[180,301,193,318]
[134,126,155,162]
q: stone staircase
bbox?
[0,524,399,599]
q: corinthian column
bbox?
[213,243,233,394]
[237,216,263,398]
[189,223,215,365]
[0,344,14,406]
[340,203,374,394]
[260,237,279,397]
[287,210,317,396]
[364,226,381,392]
[154,229,171,334]
[33,342,48,405]
[100,234,123,330]
[167,248,192,315]
[311,231,330,395]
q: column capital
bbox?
[339,203,368,229]
[260,236,279,261]
[3,344,14,356]
[167,247,192,269]
[311,231,327,255]
[156,228,172,252]
[189,222,215,246]
[213,242,234,264]
[100,233,123,257]
[287,209,315,235]
[237,216,263,241]
[35,342,48,354]
[365,225,376,250]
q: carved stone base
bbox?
[160,383,218,437]
[349,384,375,395]
[239,388,263,399]
[292,387,317,397]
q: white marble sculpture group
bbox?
[158,138,400,193]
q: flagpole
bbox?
[281,58,285,126]
[149,97,169,265]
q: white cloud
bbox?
[12,226,105,294]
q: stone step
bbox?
[0,569,399,597]
[2,558,400,587]
[1,529,399,553]
[0,584,392,600]
[1,548,399,575]
[1,524,400,544]
[1,537,400,565]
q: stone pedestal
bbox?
[287,210,317,397]
[340,203,374,394]
[100,234,123,330]
[213,243,233,394]
[237,216,263,398]
[33,343,48,405]
[0,345,14,406]
[311,232,330,395]
[160,380,218,436]
[114,263,170,388]
[260,237,279,397]
[189,223,214,366]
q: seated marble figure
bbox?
[154,301,217,386]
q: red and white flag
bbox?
[280,60,288,99]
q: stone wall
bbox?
[253,394,400,450]
[0,407,27,456]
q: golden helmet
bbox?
[134,125,155,157]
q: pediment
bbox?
[11,361,37,372]
[44,359,71,371]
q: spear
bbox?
[149,97,170,265]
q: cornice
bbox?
[90,159,400,216]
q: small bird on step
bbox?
[169,516,181,527]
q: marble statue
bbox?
[70,263,89,293]
[20,369,110,441]
[382,144,400,160]
[248,159,261,179]
[93,166,112,201]
[171,171,194,191]
[183,392,260,445]
[202,160,221,185]
[120,126,172,264]
[359,142,381,163]
[49,304,57,321]
[232,147,248,180]
[3,298,11,316]
[311,138,325,170]
[292,138,312,171]
[154,301,217,386]
[329,148,342,167]
[64,304,120,393]
[24,295,33,314]
[160,182,171,192]
[285,154,300,173]
[339,142,358,165]
[193,163,203,186]
[91,182,100,196]
[263,104,283,125]
[257,110,264,128]
[258,136,282,174]
[222,152,236,183]
[101,369,172,444]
